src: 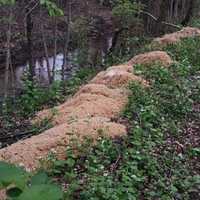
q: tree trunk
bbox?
[141,0,195,36]
[42,24,52,84]
[4,7,12,100]
[62,0,71,83]
[155,0,170,35]
[10,58,15,97]
[52,17,58,83]
[26,7,35,81]
[181,0,195,26]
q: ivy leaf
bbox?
[16,184,63,200]
[30,171,51,185]
[0,161,29,190]
[39,0,63,16]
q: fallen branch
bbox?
[0,123,52,141]
[110,154,121,173]
[140,11,181,30]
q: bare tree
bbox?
[4,6,13,100]
[41,23,52,84]
[61,0,71,83]
[141,0,196,35]
[40,5,52,85]
[52,16,58,82]
[25,6,35,81]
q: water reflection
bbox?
[20,53,64,85]
[0,52,78,96]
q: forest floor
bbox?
[0,28,200,200]
[28,27,200,161]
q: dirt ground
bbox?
[152,27,200,46]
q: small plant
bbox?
[164,37,200,69]
[15,67,96,117]
[18,79,64,116]
[0,161,63,200]
[64,67,96,95]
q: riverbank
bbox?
[0,28,200,200]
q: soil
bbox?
[127,51,173,67]
[152,27,200,46]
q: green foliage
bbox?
[18,79,63,116]
[0,0,15,5]
[132,64,193,121]
[0,161,63,200]
[2,33,200,200]
[164,37,200,70]
[77,63,198,199]
[44,37,200,199]
[40,0,63,16]
[16,67,95,116]
[0,162,29,190]
[0,0,62,16]
[0,0,63,15]
[16,184,63,200]
[190,18,200,28]
[112,0,142,27]
[64,68,96,96]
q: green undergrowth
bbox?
[14,67,96,117]
[1,67,96,118]
[0,161,63,200]
[1,38,200,199]
[0,67,96,147]
[164,37,200,70]
[45,37,200,199]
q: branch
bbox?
[24,1,40,19]
[110,155,121,173]
[140,10,181,30]
[162,22,181,29]
[24,0,38,10]
[141,11,157,21]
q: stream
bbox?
[0,51,80,97]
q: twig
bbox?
[110,155,121,173]
[24,1,40,20]
[0,124,51,141]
